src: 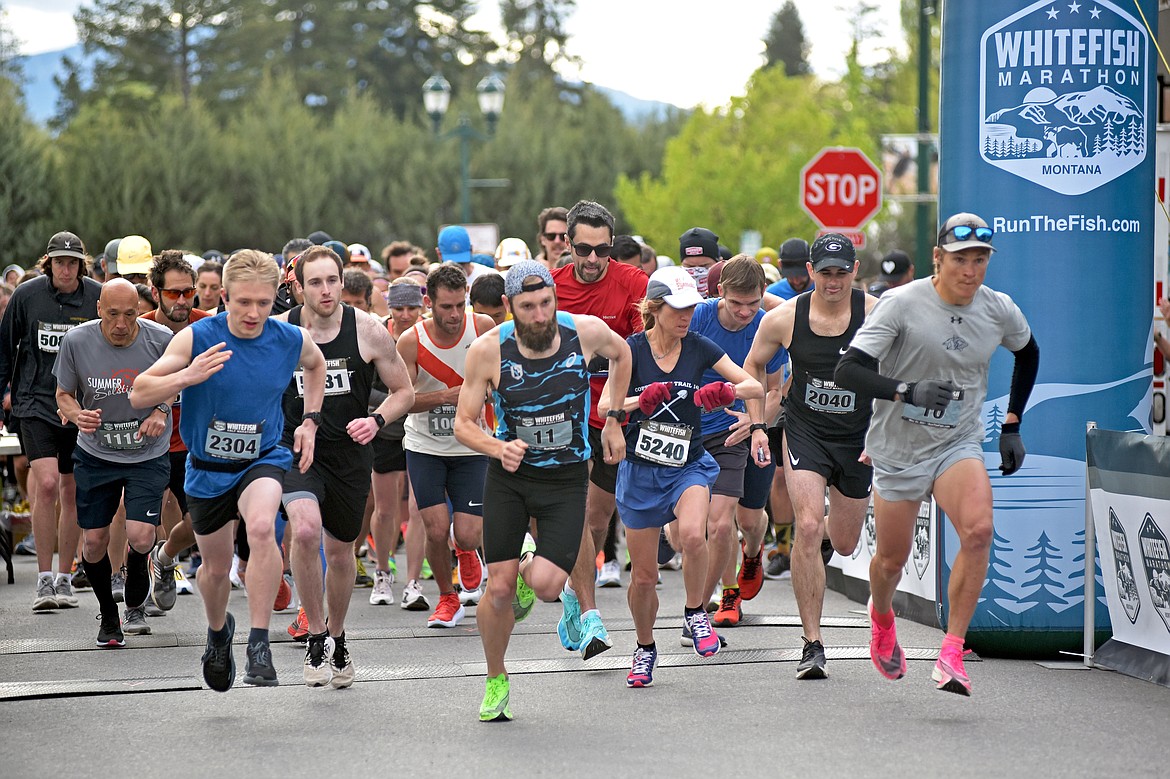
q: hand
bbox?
[346,416,379,445]
[750,427,771,468]
[499,439,528,472]
[998,422,1025,475]
[601,422,626,466]
[907,379,958,412]
[185,341,232,384]
[74,407,101,434]
[858,449,872,466]
[1159,297,1170,323]
[638,382,672,415]
[694,381,735,412]
[139,411,167,438]
[293,422,317,473]
[441,385,463,406]
[722,408,751,446]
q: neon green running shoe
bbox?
[420,558,433,580]
[479,673,512,722]
[386,556,398,577]
[513,534,538,621]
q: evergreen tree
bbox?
[762,1,810,77]
[985,403,1004,441]
[498,0,577,82]
[1020,531,1068,612]
[980,528,1018,621]
[1065,527,1108,609]
[0,78,55,262]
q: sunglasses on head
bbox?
[542,231,568,242]
[941,225,994,245]
[571,242,612,258]
[159,287,198,301]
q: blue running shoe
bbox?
[558,588,582,651]
[578,609,612,660]
[684,609,721,658]
[626,646,657,688]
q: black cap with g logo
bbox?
[809,233,856,272]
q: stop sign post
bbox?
[800,148,882,247]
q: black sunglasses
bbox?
[571,242,613,258]
[542,231,568,242]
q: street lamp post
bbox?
[423,73,506,225]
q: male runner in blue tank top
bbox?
[455,260,631,721]
[746,234,878,680]
[275,245,414,689]
[131,250,327,692]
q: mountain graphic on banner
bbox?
[983,85,1144,160]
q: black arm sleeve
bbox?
[834,347,902,401]
[1006,335,1039,420]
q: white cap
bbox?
[347,243,372,262]
[646,266,703,309]
[494,237,532,269]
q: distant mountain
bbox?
[592,84,682,124]
[985,85,1142,157]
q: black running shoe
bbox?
[657,529,675,567]
[201,612,236,692]
[765,552,791,580]
[244,638,279,687]
[797,637,828,680]
[96,613,125,648]
[820,539,835,567]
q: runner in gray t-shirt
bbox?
[835,213,1040,697]
[54,280,174,648]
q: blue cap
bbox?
[471,253,495,268]
[438,225,472,263]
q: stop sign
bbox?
[800,147,882,231]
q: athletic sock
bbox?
[942,633,964,652]
[83,554,116,618]
[873,604,895,628]
[156,545,176,567]
[563,581,575,598]
[38,571,52,582]
[208,622,231,645]
[684,605,703,616]
[248,627,270,645]
[125,548,150,607]
[637,641,656,652]
[55,571,71,586]
[775,523,794,555]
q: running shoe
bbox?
[680,622,728,649]
[201,612,235,691]
[13,534,35,555]
[96,613,125,648]
[400,578,429,611]
[579,610,612,660]
[71,560,91,591]
[660,551,682,571]
[513,571,535,623]
[420,558,433,580]
[54,577,79,608]
[479,673,512,722]
[273,573,293,612]
[330,632,355,689]
[597,559,621,588]
[174,566,194,595]
[111,568,126,603]
[32,575,57,611]
[370,569,395,605]
[427,592,465,628]
[820,538,835,567]
[706,585,721,613]
[229,555,244,589]
[764,552,792,580]
[458,583,484,606]
[149,542,177,611]
[737,544,764,600]
[657,529,675,566]
[288,607,310,643]
[712,587,742,628]
[303,632,335,688]
[243,638,278,686]
[867,597,906,681]
[455,545,484,592]
[797,637,828,679]
[626,645,658,688]
[123,603,151,635]
[932,643,972,696]
[683,610,721,658]
[144,600,166,617]
[354,557,374,588]
[558,588,583,652]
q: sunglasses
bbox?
[571,242,613,258]
[159,287,198,301]
[542,231,568,242]
[941,225,994,245]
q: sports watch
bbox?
[301,411,322,425]
[606,409,627,424]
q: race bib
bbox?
[514,410,572,451]
[294,358,351,397]
[635,420,691,468]
[428,404,456,437]
[37,322,75,354]
[804,379,856,414]
[98,420,144,450]
[204,419,263,460]
[901,395,963,429]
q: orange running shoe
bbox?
[712,587,742,628]
[455,545,483,592]
[273,573,293,612]
[427,592,465,628]
[287,607,309,643]
[737,543,764,600]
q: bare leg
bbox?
[625,527,660,645]
[324,534,357,635]
[287,498,326,633]
[478,559,519,678]
[195,521,236,631]
[932,458,994,639]
[238,478,283,630]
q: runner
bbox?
[276,245,414,688]
[55,279,173,645]
[601,266,762,685]
[0,231,100,611]
[455,260,631,719]
[130,250,326,691]
[746,233,878,679]
[397,264,496,627]
[835,213,1038,695]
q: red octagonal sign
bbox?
[800,147,882,231]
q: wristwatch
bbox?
[606,409,627,424]
[895,381,909,401]
[371,413,386,429]
[302,411,322,425]
[749,423,767,434]
[154,404,171,416]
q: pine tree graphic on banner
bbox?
[1064,527,1108,608]
[1020,531,1068,612]
[985,404,1004,442]
[979,528,1017,623]
[1101,121,1118,154]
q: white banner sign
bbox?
[831,499,938,604]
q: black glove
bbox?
[905,380,958,412]
[998,422,1025,475]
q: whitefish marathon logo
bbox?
[979,1,1148,195]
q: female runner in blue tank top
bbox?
[599,266,762,686]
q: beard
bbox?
[514,316,557,352]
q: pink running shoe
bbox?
[684,610,721,658]
[932,643,972,696]
[867,598,907,680]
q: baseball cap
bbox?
[647,266,704,309]
[323,240,350,262]
[438,225,472,264]
[938,212,996,253]
[47,231,86,260]
[103,238,121,273]
[706,261,726,294]
[809,233,856,272]
[116,235,153,275]
[778,238,810,279]
[183,253,205,273]
[679,227,720,262]
[504,260,555,298]
[347,243,371,263]
[761,263,781,285]
[877,250,911,282]
[494,237,532,269]
[755,246,778,264]
[307,230,332,245]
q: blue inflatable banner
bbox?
[938,0,1156,654]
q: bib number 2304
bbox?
[205,420,263,460]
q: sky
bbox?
[4,0,906,109]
